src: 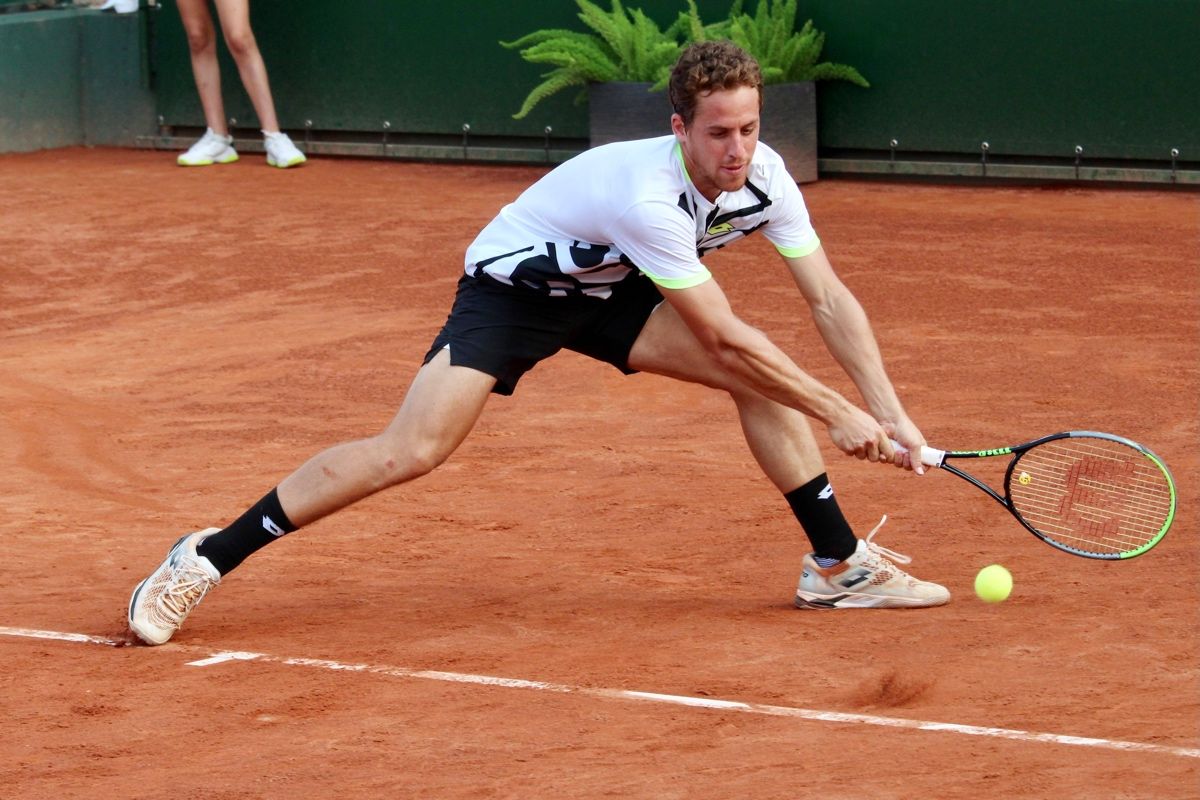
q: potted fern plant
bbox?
[501,0,685,146]
[502,0,869,182]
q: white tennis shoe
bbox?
[177,129,239,167]
[795,516,950,609]
[128,528,222,645]
[263,131,307,168]
[96,0,139,12]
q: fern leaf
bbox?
[759,66,785,83]
[788,24,821,79]
[805,62,869,87]
[766,0,797,66]
[576,0,626,61]
[500,28,585,50]
[670,0,706,43]
[512,70,586,119]
[518,38,621,83]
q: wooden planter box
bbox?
[587,81,818,184]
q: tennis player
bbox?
[129,41,949,646]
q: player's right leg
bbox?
[128,348,497,645]
[175,0,239,166]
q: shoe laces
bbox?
[152,560,219,629]
[861,515,913,566]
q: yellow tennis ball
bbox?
[974,564,1013,603]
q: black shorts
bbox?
[423,273,664,395]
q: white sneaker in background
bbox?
[97,0,140,13]
[177,128,239,167]
[263,131,307,168]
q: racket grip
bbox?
[889,439,946,467]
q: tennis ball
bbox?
[974,564,1013,603]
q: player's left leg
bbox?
[626,299,949,609]
[625,298,826,492]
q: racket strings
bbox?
[1009,440,1173,555]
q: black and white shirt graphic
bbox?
[465,135,820,298]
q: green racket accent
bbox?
[1119,448,1178,559]
[964,446,1014,458]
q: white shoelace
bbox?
[861,515,913,566]
[152,563,218,628]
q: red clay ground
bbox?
[1,148,1196,799]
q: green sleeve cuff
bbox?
[774,236,821,259]
[643,267,713,289]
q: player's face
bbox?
[672,85,761,202]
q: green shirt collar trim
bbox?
[674,142,691,183]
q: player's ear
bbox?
[670,113,687,141]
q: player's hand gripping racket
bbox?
[892,431,1176,559]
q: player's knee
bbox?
[222,29,258,59]
[184,25,215,54]
[401,445,446,482]
[372,438,448,488]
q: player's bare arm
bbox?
[784,247,925,470]
[657,278,892,461]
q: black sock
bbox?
[784,473,857,561]
[196,487,297,576]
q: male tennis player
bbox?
[128,41,949,646]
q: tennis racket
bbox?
[893,431,1176,560]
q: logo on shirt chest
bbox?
[706,222,736,236]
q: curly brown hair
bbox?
[668,40,763,127]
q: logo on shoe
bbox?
[262,515,286,537]
[837,567,872,588]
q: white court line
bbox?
[186,651,262,667]
[3,625,1198,760]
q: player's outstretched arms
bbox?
[658,280,895,462]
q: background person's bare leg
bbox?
[177,0,226,134]
[211,0,281,132]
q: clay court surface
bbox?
[1,148,1196,798]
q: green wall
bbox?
[146,0,1197,165]
[0,7,155,153]
[803,0,1199,163]
[0,10,84,150]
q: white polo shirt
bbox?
[465,135,820,298]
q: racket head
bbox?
[1002,431,1177,559]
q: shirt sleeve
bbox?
[762,174,821,259]
[608,199,712,290]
